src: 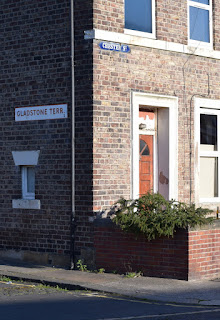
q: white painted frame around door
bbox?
[131,92,178,200]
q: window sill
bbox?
[12,199,41,210]
[85,29,220,61]
[187,40,213,51]
[199,198,220,204]
[124,28,156,39]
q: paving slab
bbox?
[0,259,220,306]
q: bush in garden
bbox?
[112,192,213,241]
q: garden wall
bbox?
[188,222,220,280]
[94,219,220,280]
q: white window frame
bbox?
[12,150,40,210]
[195,98,220,204]
[124,0,156,39]
[188,0,213,48]
[22,166,35,200]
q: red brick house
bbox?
[1,0,220,279]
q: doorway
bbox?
[132,92,178,201]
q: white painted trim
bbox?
[12,151,40,166]
[124,28,156,39]
[194,97,220,204]
[153,130,158,194]
[12,199,41,210]
[187,0,213,49]
[85,28,220,60]
[12,150,40,205]
[131,92,178,200]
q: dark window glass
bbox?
[140,139,150,155]
[125,0,152,33]
[190,6,210,42]
[200,114,217,149]
[27,167,35,193]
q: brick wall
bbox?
[74,0,220,262]
[156,0,187,44]
[0,0,72,266]
[92,41,220,210]
[94,0,124,34]
[94,219,189,280]
[74,0,95,264]
[1,0,219,271]
[93,0,220,48]
[188,223,220,280]
[94,220,220,280]
[213,0,220,51]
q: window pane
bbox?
[200,157,218,198]
[125,0,152,33]
[191,0,209,4]
[200,114,217,151]
[27,167,35,193]
[190,7,210,42]
[140,139,150,155]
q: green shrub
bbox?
[112,193,213,241]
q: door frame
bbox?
[131,92,178,200]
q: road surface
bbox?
[0,280,220,320]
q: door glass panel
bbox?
[200,157,218,198]
[140,139,150,155]
[200,114,217,151]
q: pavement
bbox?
[0,259,220,306]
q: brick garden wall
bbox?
[0,0,72,266]
[188,222,220,280]
[94,219,188,280]
[94,220,220,280]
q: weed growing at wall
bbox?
[76,260,88,272]
[113,193,213,241]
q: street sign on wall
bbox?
[99,42,130,53]
[15,104,68,122]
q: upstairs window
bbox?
[188,0,212,47]
[125,0,155,38]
